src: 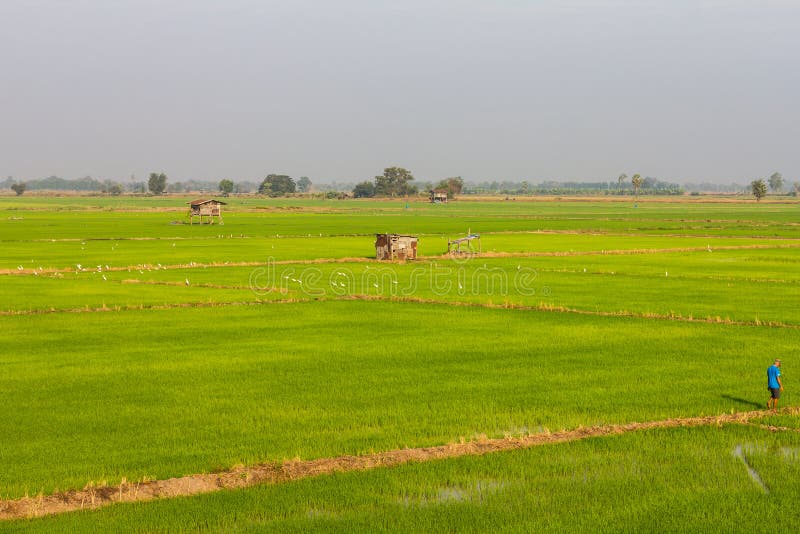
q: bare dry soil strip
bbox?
[2,408,797,521]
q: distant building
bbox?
[187,199,226,224]
[375,234,418,260]
[430,189,448,203]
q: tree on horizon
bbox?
[218,179,234,197]
[631,174,643,199]
[10,182,26,196]
[259,174,296,197]
[148,173,167,195]
[374,167,416,197]
[751,179,767,201]
[768,172,784,193]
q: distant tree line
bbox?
[463,177,683,196]
[683,182,751,193]
[3,171,796,199]
[0,175,109,192]
[0,175,267,195]
[168,179,260,194]
[0,173,686,197]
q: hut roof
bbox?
[187,199,227,207]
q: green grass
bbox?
[3,196,800,242]
[0,300,796,499]
[2,232,796,271]
[9,423,800,532]
[6,248,800,326]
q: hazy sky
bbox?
[1,1,798,184]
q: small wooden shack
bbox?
[375,234,418,260]
[187,199,226,225]
[430,189,448,203]
[448,233,481,255]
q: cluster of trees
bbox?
[259,174,294,196]
[134,174,168,194]
[352,181,376,198]
[254,174,313,197]
[353,167,461,198]
[147,173,168,195]
[353,167,418,198]
[434,177,464,196]
[218,179,234,196]
[617,174,643,195]
[297,176,312,193]
[101,180,124,195]
[750,172,798,201]
[769,172,784,193]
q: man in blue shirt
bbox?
[767,359,783,411]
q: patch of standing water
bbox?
[780,447,800,462]
[732,444,769,494]
[398,479,506,507]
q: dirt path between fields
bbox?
[2,407,797,521]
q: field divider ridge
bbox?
[340,294,800,329]
[2,292,799,329]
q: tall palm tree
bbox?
[631,174,643,200]
[617,173,627,193]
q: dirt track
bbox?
[2,407,798,521]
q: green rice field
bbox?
[1,195,798,531]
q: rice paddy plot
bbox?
[2,232,797,272]
[8,248,797,326]
[0,300,797,500]
[4,197,800,242]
